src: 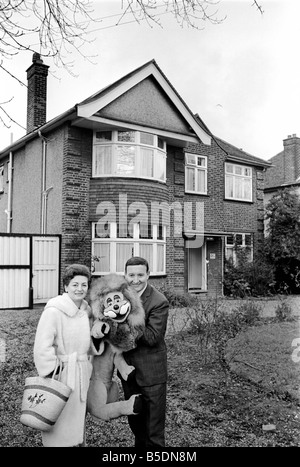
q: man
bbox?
[120,256,169,448]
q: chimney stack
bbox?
[26,52,49,133]
[283,134,300,183]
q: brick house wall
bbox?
[0,121,266,297]
[0,57,269,298]
[265,135,300,191]
[61,125,93,281]
[56,127,265,296]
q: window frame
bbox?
[184,153,207,195]
[91,222,166,276]
[225,233,253,265]
[92,130,167,182]
[225,162,253,202]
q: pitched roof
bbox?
[214,136,271,168]
[76,59,212,145]
[0,59,269,171]
[264,136,300,190]
[0,59,212,158]
[264,151,285,189]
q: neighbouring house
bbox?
[264,134,300,205]
[0,53,271,304]
[264,134,300,238]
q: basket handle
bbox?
[51,359,63,380]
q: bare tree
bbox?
[0,0,263,131]
[116,1,263,28]
[119,0,224,28]
[0,0,97,71]
[0,0,98,129]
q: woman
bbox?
[33,263,93,447]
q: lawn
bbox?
[0,304,300,447]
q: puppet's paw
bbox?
[120,364,135,381]
[132,394,143,415]
[91,336,105,354]
[91,320,110,338]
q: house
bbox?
[264,134,300,205]
[0,53,270,303]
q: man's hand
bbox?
[91,320,110,339]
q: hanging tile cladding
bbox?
[61,126,93,266]
[98,77,192,134]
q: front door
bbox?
[187,239,206,292]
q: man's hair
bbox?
[125,256,149,273]
[62,263,91,287]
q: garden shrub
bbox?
[223,249,275,297]
[274,299,293,322]
[184,298,262,368]
[265,188,300,294]
[155,284,199,308]
[233,301,261,326]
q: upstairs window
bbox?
[93,130,166,182]
[225,163,252,201]
[185,153,207,194]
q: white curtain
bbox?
[140,148,153,177]
[139,244,153,271]
[94,146,112,175]
[116,243,134,272]
[93,243,110,272]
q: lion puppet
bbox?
[87,273,145,422]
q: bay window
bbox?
[91,222,166,275]
[93,130,166,182]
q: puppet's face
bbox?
[103,291,131,323]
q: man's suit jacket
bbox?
[124,283,169,387]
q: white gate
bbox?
[0,235,31,309]
[32,236,60,304]
[0,234,60,309]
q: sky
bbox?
[1,0,300,161]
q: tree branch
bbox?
[0,104,26,130]
[252,1,264,14]
[0,0,265,132]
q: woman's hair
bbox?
[62,264,91,288]
[125,256,149,273]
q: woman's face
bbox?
[65,275,89,306]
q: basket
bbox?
[20,375,72,432]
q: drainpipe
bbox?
[40,133,46,234]
[6,134,13,233]
[38,131,53,234]
[42,186,53,234]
